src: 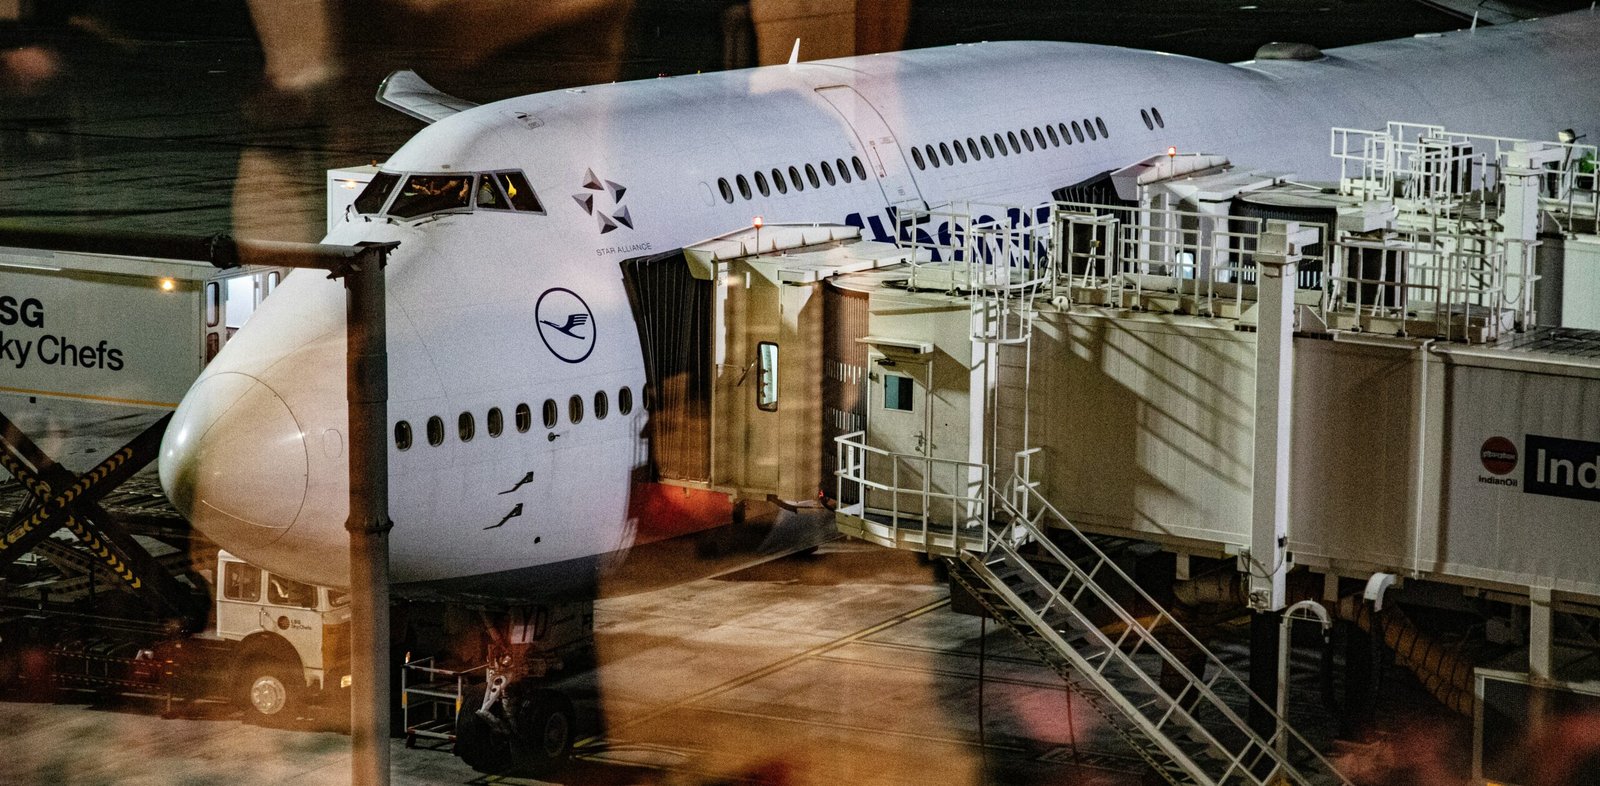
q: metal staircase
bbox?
[835,452,1353,785]
[960,483,1351,785]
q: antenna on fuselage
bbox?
[788,38,801,67]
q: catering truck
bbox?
[0,550,350,722]
[0,243,284,409]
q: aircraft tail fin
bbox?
[376,70,479,124]
[1412,0,1542,25]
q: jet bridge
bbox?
[620,224,914,504]
[818,123,1600,784]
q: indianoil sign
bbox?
[1477,433,1600,503]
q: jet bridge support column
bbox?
[1248,220,1316,613]
[1247,221,1315,738]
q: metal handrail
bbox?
[990,480,1353,785]
[834,432,992,554]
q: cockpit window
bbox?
[363,169,544,220]
[476,176,508,210]
[494,171,544,213]
[388,174,473,218]
[354,172,401,214]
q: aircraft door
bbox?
[815,86,926,210]
[863,349,934,516]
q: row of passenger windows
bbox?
[393,387,635,450]
[910,117,1112,172]
[716,156,869,204]
[1140,107,1167,131]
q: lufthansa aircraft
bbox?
[159,12,1600,592]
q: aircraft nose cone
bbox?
[159,372,309,551]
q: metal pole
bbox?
[1276,600,1332,767]
[345,245,392,786]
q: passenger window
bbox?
[1007,131,1021,154]
[718,178,734,203]
[618,386,634,415]
[852,157,867,180]
[476,175,507,210]
[543,399,558,429]
[980,136,995,157]
[836,158,852,183]
[1152,107,1165,128]
[1033,127,1047,148]
[884,374,913,412]
[821,161,836,185]
[1071,121,1084,143]
[772,168,788,194]
[487,407,503,437]
[757,342,779,411]
[267,573,316,609]
[1059,122,1072,145]
[427,416,444,446]
[394,421,413,451]
[1096,117,1109,138]
[516,403,532,433]
[736,174,752,200]
[805,163,820,188]
[953,141,967,163]
[912,147,926,170]
[569,394,584,424]
[924,145,938,168]
[1141,109,1153,130]
[1020,129,1034,152]
[222,561,261,602]
[388,174,473,218]
[354,172,401,214]
[205,281,221,328]
[458,412,475,442]
[966,138,980,159]
[755,170,770,197]
[939,142,953,165]
[594,390,609,420]
[495,171,544,213]
[1084,119,1097,141]
[1046,125,1060,146]
[789,165,804,191]
[993,133,1008,156]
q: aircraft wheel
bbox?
[509,690,575,776]
[455,684,513,774]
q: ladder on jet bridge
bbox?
[832,454,1354,786]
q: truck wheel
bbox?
[454,684,513,774]
[239,657,302,724]
[509,690,575,776]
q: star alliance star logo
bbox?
[572,168,632,234]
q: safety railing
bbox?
[1051,200,1318,318]
[833,431,994,556]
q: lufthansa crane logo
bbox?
[572,168,632,234]
[535,288,595,364]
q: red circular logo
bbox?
[1480,436,1518,475]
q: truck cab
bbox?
[207,552,350,720]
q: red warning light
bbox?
[752,216,764,229]
[1167,146,1178,158]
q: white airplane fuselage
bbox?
[159,13,1600,591]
